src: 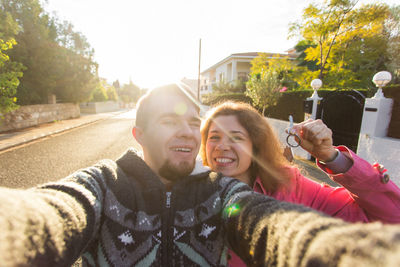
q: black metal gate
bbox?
[317,90,365,152]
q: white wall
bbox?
[202,56,254,93]
[358,134,400,186]
[227,63,232,81]
[237,61,251,73]
[79,101,120,114]
[199,73,212,96]
[216,64,228,82]
[215,60,251,83]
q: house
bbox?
[199,51,297,97]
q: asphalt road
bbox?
[0,110,140,189]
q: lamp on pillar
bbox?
[311,78,322,97]
[308,79,323,120]
[372,71,392,99]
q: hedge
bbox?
[384,85,400,139]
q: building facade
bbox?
[199,51,296,97]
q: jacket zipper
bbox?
[166,191,171,208]
[162,191,172,265]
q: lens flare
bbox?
[174,102,187,115]
[225,203,241,217]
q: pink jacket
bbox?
[229,146,400,266]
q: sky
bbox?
[44,0,398,89]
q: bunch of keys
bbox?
[286,115,301,148]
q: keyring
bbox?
[286,115,301,148]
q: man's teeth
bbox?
[216,158,233,163]
[173,148,191,152]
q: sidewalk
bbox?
[0,110,129,152]
[294,158,338,187]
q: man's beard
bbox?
[159,158,195,182]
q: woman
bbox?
[200,101,400,266]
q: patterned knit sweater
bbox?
[1,148,400,266]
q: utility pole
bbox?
[197,38,201,101]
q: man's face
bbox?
[136,92,201,183]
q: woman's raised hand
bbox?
[290,119,338,162]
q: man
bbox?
[1,83,400,266]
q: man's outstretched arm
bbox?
[0,167,105,267]
[223,191,400,267]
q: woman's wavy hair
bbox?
[200,101,291,193]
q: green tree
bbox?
[106,86,118,101]
[51,20,98,103]
[90,80,108,102]
[118,81,141,103]
[1,0,97,104]
[2,0,58,104]
[386,5,400,83]
[294,40,319,72]
[289,0,390,87]
[245,69,280,115]
[249,53,299,90]
[52,45,98,103]
[0,7,23,114]
[0,38,23,114]
[96,79,118,101]
[112,80,121,90]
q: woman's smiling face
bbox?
[206,115,253,184]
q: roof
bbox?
[230,52,260,57]
[201,52,291,74]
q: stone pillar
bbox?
[360,97,393,137]
[232,60,237,81]
[305,90,322,121]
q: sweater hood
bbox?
[115,148,164,190]
[115,148,214,190]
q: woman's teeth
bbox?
[216,158,233,163]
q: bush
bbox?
[90,84,108,102]
[106,86,118,101]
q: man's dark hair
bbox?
[135,83,199,129]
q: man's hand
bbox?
[290,119,337,162]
